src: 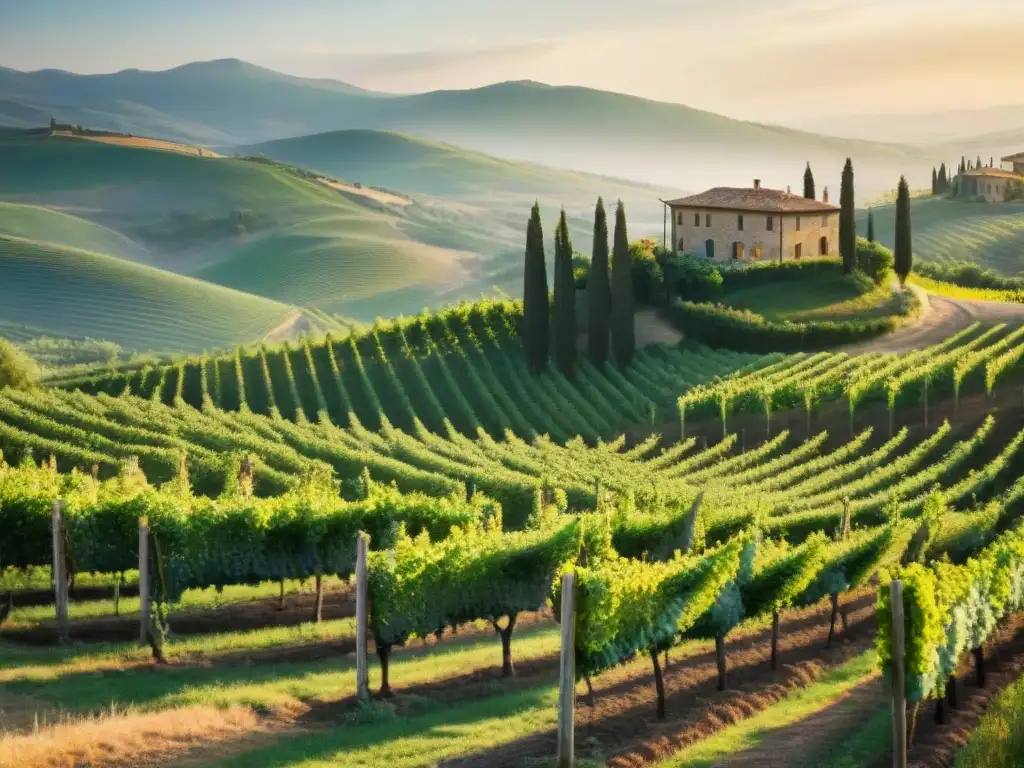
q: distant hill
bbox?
[0,59,936,198]
[857,197,1024,276]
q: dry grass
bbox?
[316,178,411,206]
[52,132,221,157]
[0,704,276,768]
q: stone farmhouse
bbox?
[664,180,839,263]
[954,152,1024,203]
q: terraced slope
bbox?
[0,235,292,352]
[858,197,1024,276]
[57,301,762,443]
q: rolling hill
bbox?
[0,132,676,350]
[857,197,1024,276]
[0,234,294,352]
[0,59,938,198]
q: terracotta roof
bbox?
[963,167,1024,180]
[1001,152,1024,163]
[664,186,840,213]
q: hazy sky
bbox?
[3,0,1023,122]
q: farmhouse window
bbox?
[706,213,712,227]
[737,214,744,231]
[795,243,803,260]
[796,216,801,231]
[766,216,774,231]
[677,212,683,225]
[694,213,700,226]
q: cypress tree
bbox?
[977,155,983,169]
[867,208,875,242]
[552,209,576,376]
[588,197,611,365]
[839,158,856,274]
[803,162,816,199]
[894,176,913,287]
[522,202,549,373]
[931,167,937,195]
[610,200,635,366]
[938,162,948,192]
[961,156,966,174]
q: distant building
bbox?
[664,179,840,263]
[959,167,1024,202]
[1003,152,1024,175]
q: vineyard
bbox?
[4,311,1024,767]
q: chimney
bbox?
[753,179,761,190]
[822,187,829,203]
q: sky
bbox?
[3,0,1024,123]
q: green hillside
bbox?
[240,129,666,202]
[858,197,1024,276]
[0,201,144,260]
[0,234,293,352]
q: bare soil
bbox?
[438,591,879,768]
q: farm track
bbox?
[437,591,878,768]
[846,285,1024,355]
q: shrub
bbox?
[914,261,1024,292]
[661,298,906,352]
[718,257,844,291]
[630,240,666,305]
[663,256,723,302]
[0,340,39,391]
[855,239,894,284]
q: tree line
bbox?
[523,200,635,375]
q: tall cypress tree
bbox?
[894,176,913,287]
[610,200,635,366]
[931,167,938,195]
[803,162,816,199]
[960,156,966,174]
[867,208,875,242]
[552,209,576,375]
[588,197,611,365]
[938,162,948,192]
[977,155,983,169]
[839,158,856,274]
[522,202,549,373]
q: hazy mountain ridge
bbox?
[0,59,939,198]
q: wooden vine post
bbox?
[355,533,370,704]
[557,571,576,768]
[139,517,151,645]
[51,500,69,644]
[890,579,908,768]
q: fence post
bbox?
[355,533,370,703]
[557,571,576,768]
[51,500,69,644]
[890,579,908,768]
[138,517,150,645]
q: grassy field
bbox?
[0,234,293,352]
[858,197,1024,276]
[719,273,901,322]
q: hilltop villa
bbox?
[953,152,1024,203]
[664,180,839,263]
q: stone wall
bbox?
[670,207,838,263]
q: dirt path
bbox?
[441,591,878,768]
[845,284,1024,354]
[711,676,885,767]
[635,308,684,347]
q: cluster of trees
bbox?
[522,200,635,374]
[931,164,953,195]
[0,339,39,392]
[838,158,913,286]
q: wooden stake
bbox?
[771,612,780,671]
[557,571,576,768]
[313,573,324,623]
[51,500,69,644]
[355,534,370,703]
[715,634,728,691]
[890,580,908,768]
[139,518,150,646]
[113,576,121,617]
